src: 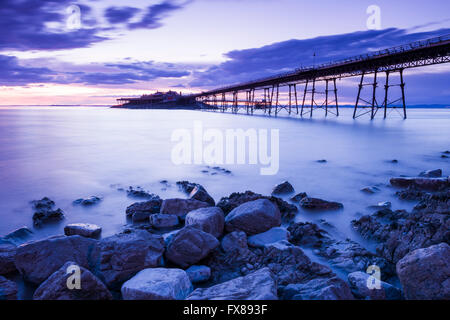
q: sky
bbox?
[1,0,450,105]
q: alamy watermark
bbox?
[66,264,81,290]
[171,121,280,175]
[66,5,82,30]
[366,265,382,290]
[366,5,381,30]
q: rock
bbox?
[126,196,162,222]
[221,231,248,253]
[33,261,112,300]
[290,192,308,202]
[64,223,102,238]
[73,196,102,206]
[390,177,449,191]
[0,243,17,275]
[90,230,165,289]
[441,154,449,159]
[390,159,399,163]
[281,277,354,300]
[165,226,219,268]
[176,181,215,206]
[160,198,210,218]
[185,207,224,238]
[2,227,33,245]
[361,186,380,194]
[272,181,295,195]
[225,199,281,235]
[31,197,64,227]
[396,243,450,300]
[126,186,156,199]
[14,235,97,284]
[247,227,290,248]
[0,275,18,300]
[419,169,442,178]
[317,159,327,163]
[149,214,179,229]
[121,268,192,300]
[186,265,211,283]
[187,268,278,300]
[299,197,343,211]
[368,201,392,210]
[347,271,403,300]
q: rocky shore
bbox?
[0,172,449,300]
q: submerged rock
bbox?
[165,226,219,268]
[64,223,102,238]
[186,265,211,283]
[90,230,165,289]
[0,275,18,300]
[121,268,193,300]
[225,199,281,236]
[33,261,112,300]
[126,187,156,199]
[390,177,449,191]
[31,197,64,227]
[396,243,450,300]
[185,207,224,238]
[347,271,403,300]
[187,268,278,300]
[160,198,210,218]
[149,214,179,229]
[419,169,442,178]
[126,196,162,222]
[14,235,97,284]
[247,227,290,248]
[361,186,381,194]
[299,197,343,211]
[290,192,308,202]
[368,201,392,210]
[73,196,102,206]
[176,181,215,206]
[2,227,33,245]
[272,181,295,196]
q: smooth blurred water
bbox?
[0,106,449,247]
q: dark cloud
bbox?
[0,55,56,85]
[0,0,106,51]
[128,0,190,30]
[190,27,450,87]
[104,6,140,24]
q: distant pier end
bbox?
[113,90,208,109]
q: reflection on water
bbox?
[0,106,449,249]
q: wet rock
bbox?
[299,197,343,211]
[395,186,427,201]
[165,226,219,268]
[33,261,112,300]
[149,214,179,229]
[368,201,392,210]
[186,265,211,283]
[64,223,102,238]
[247,227,290,248]
[390,177,449,191]
[126,196,162,222]
[221,231,248,253]
[272,181,295,196]
[187,267,277,300]
[176,181,215,206]
[160,198,210,218]
[217,191,298,222]
[2,227,33,245]
[281,277,354,300]
[347,271,403,300]
[441,154,449,159]
[126,186,156,199]
[0,243,17,275]
[225,199,281,235]
[396,243,450,300]
[390,159,399,163]
[0,275,18,300]
[121,268,192,300]
[73,196,102,206]
[90,230,165,289]
[14,235,97,284]
[290,192,308,202]
[185,207,224,238]
[317,159,327,163]
[419,169,442,178]
[31,197,64,227]
[361,186,380,194]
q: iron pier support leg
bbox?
[371,70,378,120]
[325,79,329,117]
[288,85,292,115]
[301,80,309,117]
[275,84,280,116]
[353,72,365,119]
[310,78,316,118]
[400,69,407,119]
[383,71,390,119]
[334,78,339,116]
[294,84,299,114]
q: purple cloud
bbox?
[0,55,56,85]
[104,6,140,24]
[128,1,190,30]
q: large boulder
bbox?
[14,235,97,284]
[33,262,112,300]
[247,227,290,248]
[187,267,277,300]
[347,271,403,300]
[0,275,18,300]
[390,177,449,191]
[160,199,210,218]
[165,226,219,268]
[396,243,450,300]
[272,181,295,195]
[126,197,162,222]
[225,199,281,235]
[281,277,354,300]
[299,197,343,211]
[185,207,224,238]
[64,223,102,238]
[221,231,248,253]
[0,242,17,275]
[149,214,179,229]
[121,268,192,300]
[90,230,165,289]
